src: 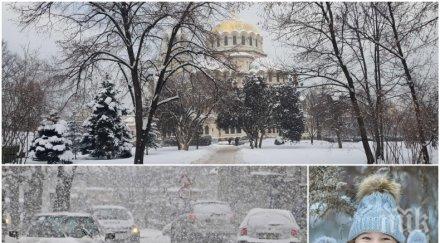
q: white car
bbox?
[5,212,106,243]
[89,205,140,243]
[170,200,236,243]
[237,208,301,243]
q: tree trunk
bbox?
[325,3,375,164]
[258,132,264,148]
[387,3,429,164]
[53,167,76,212]
[310,133,314,145]
[336,130,342,149]
[180,143,190,151]
[23,167,43,226]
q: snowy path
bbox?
[192,145,241,164]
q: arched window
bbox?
[204,126,209,135]
[233,36,237,45]
[237,127,242,134]
[225,127,230,134]
[224,36,228,46]
[241,35,245,45]
[249,37,253,46]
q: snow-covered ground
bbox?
[74,146,214,164]
[26,138,438,164]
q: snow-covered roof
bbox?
[35,212,92,218]
[91,205,128,210]
[246,208,292,216]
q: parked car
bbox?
[5,212,108,243]
[170,200,236,243]
[237,208,301,243]
[89,205,140,243]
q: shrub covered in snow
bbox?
[28,113,73,164]
[81,79,133,159]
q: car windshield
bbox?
[248,212,292,226]
[27,216,100,238]
[93,208,130,220]
[193,202,232,214]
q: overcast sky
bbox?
[2,3,287,61]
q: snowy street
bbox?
[140,228,170,243]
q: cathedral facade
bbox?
[202,19,297,141]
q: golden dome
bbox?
[213,19,260,34]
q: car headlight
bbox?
[131,226,140,236]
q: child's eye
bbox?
[361,236,372,240]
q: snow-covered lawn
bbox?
[238,139,438,164]
[26,138,438,164]
[73,145,214,164]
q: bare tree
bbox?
[345,2,438,163]
[14,2,231,164]
[265,2,375,163]
[157,71,224,150]
[2,42,48,162]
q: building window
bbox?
[233,36,237,45]
[224,36,228,46]
[204,126,209,135]
[269,72,273,82]
[242,36,245,45]
[249,37,253,46]
[237,127,242,133]
[277,72,280,82]
[225,127,230,134]
[217,38,220,47]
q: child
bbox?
[347,174,405,243]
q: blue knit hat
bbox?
[407,230,427,243]
[348,175,405,243]
[314,236,337,243]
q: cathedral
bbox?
[124,18,297,142]
[202,18,297,141]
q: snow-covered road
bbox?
[140,229,170,243]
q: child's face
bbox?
[355,232,397,243]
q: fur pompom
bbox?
[356,174,401,202]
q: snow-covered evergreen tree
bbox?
[146,118,160,152]
[29,112,73,164]
[273,80,305,142]
[81,79,132,159]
